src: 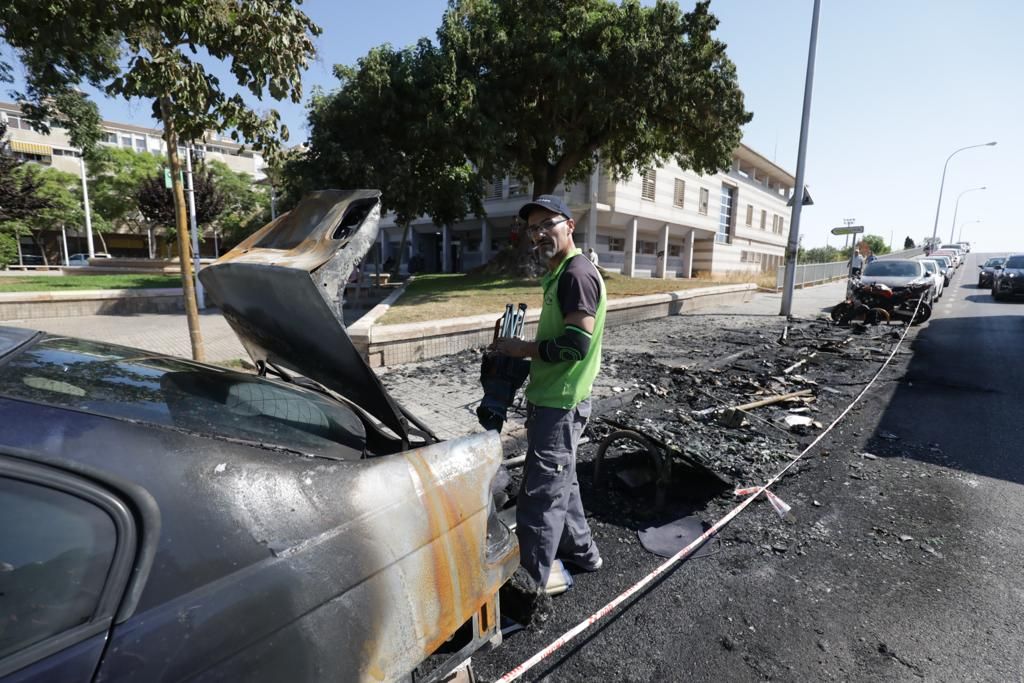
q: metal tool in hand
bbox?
[479,302,530,432]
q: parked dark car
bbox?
[991,254,1024,301]
[0,190,519,682]
[977,256,1006,288]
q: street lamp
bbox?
[949,186,985,243]
[929,142,996,246]
[958,219,981,243]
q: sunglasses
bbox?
[525,216,568,236]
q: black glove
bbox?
[477,353,530,432]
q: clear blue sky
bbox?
[9,0,1021,252]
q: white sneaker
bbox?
[543,560,574,596]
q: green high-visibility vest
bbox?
[526,248,606,409]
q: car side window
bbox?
[0,477,117,659]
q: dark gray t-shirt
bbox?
[556,255,602,317]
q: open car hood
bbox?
[199,189,432,448]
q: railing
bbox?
[774,247,924,289]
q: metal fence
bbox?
[774,247,924,290]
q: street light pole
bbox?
[949,186,985,243]
[958,219,981,243]
[929,142,996,246]
[780,0,822,317]
[79,154,96,258]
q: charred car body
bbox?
[0,190,518,682]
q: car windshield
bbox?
[863,261,919,277]
[0,336,366,459]
[931,257,949,266]
[1004,256,1024,269]
[984,258,1005,267]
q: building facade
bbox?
[376,143,796,278]
[1,102,264,262]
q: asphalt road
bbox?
[475,254,1024,682]
[875,251,1024,483]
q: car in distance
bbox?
[861,259,935,300]
[977,256,1006,288]
[922,255,953,286]
[918,258,944,300]
[67,253,113,266]
[991,253,1024,301]
[0,190,519,683]
[933,248,962,268]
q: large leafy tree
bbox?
[287,40,483,276]
[438,0,752,197]
[87,146,164,252]
[137,164,226,234]
[0,122,53,267]
[1,0,320,360]
[1,165,84,265]
[205,160,270,248]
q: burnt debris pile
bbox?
[578,317,908,515]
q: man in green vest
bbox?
[492,194,605,594]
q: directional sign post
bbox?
[830,225,864,236]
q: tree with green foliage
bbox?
[87,146,164,234]
[288,40,482,276]
[904,236,915,249]
[438,0,751,197]
[862,234,891,256]
[137,162,225,237]
[2,165,84,265]
[2,0,320,360]
[802,245,844,264]
[205,160,270,249]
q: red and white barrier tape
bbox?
[494,300,924,683]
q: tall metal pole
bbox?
[949,186,985,244]
[929,143,996,246]
[780,0,821,317]
[79,155,95,258]
[61,224,70,266]
[185,143,205,309]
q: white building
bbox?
[377,143,796,277]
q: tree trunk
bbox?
[30,231,49,266]
[391,219,411,277]
[160,96,206,361]
[97,231,109,255]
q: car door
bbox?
[0,457,137,682]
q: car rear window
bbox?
[1005,256,1024,269]
[920,261,937,273]
[0,336,366,459]
[863,261,919,277]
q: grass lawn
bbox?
[0,274,182,293]
[377,271,761,324]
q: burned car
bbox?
[0,190,518,682]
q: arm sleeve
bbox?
[557,258,602,317]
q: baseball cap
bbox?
[518,194,573,222]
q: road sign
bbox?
[830,225,864,236]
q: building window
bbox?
[638,240,657,255]
[102,131,118,144]
[485,177,503,200]
[673,178,685,208]
[699,187,710,215]
[760,209,767,230]
[745,204,754,226]
[120,135,133,148]
[777,217,785,235]
[135,137,147,152]
[641,169,656,201]
[668,244,682,257]
[608,237,625,252]
[717,184,735,244]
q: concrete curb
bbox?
[0,288,185,321]
[353,283,756,367]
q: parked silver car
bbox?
[917,259,944,301]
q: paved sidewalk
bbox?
[4,281,846,444]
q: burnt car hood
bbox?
[199,189,423,446]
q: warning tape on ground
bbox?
[494,299,924,683]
